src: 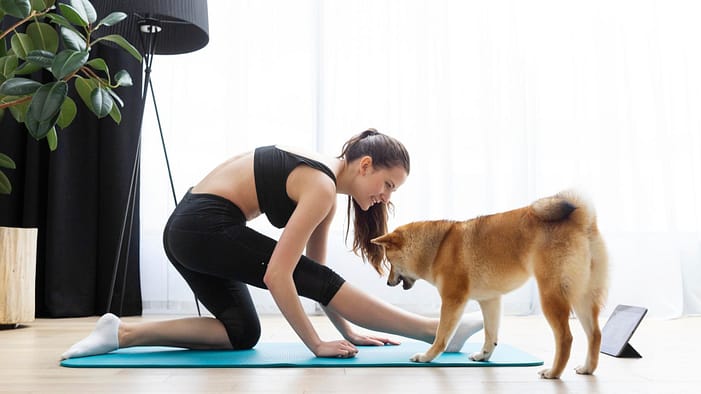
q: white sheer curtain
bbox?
[139,0,701,319]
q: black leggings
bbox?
[162,189,346,349]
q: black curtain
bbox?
[0,25,144,317]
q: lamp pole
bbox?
[101,2,209,316]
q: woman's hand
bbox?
[314,340,359,358]
[345,331,401,347]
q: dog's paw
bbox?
[469,350,491,361]
[575,365,594,375]
[538,368,561,379]
[410,352,435,363]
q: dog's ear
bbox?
[371,231,403,249]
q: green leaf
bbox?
[0,55,19,77]
[14,61,42,75]
[46,127,57,150]
[56,95,76,128]
[28,80,67,121]
[0,152,16,169]
[86,58,108,75]
[27,22,59,53]
[25,107,60,139]
[114,69,132,87]
[97,11,127,28]
[0,0,31,18]
[58,3,87,27]
[26,49,55,68]
[29,0,49,12]
[70,0,96,24]
[45,13,80,34]
[93,35,142,62]
[0,170,11,194]
[108,99,121,124]
[60,26,86,51]
[0,77,42,95]
[51,49,88,80]
[74,76,95,112]
[90,86,112,118]
[10,33,35,59]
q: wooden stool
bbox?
[0,226,37,327]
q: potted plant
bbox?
[1,0,141,194]
[0,0,140,326]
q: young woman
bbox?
[62,129,482,360]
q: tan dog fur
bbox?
[371,190,608,379]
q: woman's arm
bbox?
[263,173,357,358]
[305,203,356,338]
[306,196,401,347]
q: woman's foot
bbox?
[445,314,484,352]
[61,313,121,360]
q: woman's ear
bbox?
[359,156,373,175]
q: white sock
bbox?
[445,313,484,352]
[61,313,121,360]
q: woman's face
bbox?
[354,157,408,211]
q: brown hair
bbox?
[337,129,410,275]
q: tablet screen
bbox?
[601,305,647,357]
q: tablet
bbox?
[600,304,647,358]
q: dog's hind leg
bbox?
[572,235,608,375]
[470,297,501,361]
[572,299,602,375]
[537,285,573,379]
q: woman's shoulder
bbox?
[274,144,330,163]
[274,145,340,180]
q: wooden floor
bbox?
[1,314,699,393]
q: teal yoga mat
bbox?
[60,342,543,368]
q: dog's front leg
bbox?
[470,297,501,361]
[411,298,468,362]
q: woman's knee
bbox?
[219,312,261,350]
[230,321,261,350]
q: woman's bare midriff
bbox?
[190,151,262,221]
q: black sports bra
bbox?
[253,145,337,228]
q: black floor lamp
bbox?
[93,0,209,316]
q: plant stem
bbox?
[0,96,31,109]
[79,66,108,87]
[0,8,51,41]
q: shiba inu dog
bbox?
[371,190,608,379]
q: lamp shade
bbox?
[92,0,209,55]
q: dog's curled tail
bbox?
[530,189,596,228]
